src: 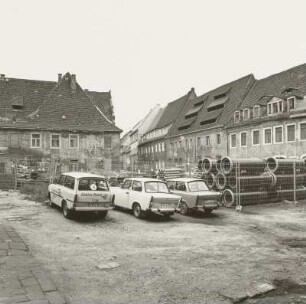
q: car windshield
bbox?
[145,181,169,193]
[78,178,109,191]
[188,181,209,192]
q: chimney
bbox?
[58,73,62,82]
[71,74,76,93]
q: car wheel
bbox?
[62,201,73,219]
[180,201,189,216]
[204,209,213,214]
[133,203,145,219]
[47,192,55,208]
[98,211,108,219]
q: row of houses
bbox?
[121,63,306,172]
[0,73,122,177]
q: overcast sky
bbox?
[1,0,306,134]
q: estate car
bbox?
[111,177,181,219]
[167,178,221,215]
[47,172,113,219]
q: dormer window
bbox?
[243,109,249,120]
[234,111,240,123]
[11,96,24,111]
[287,97,296,111]
[267,99,284,115]
[253,105,260,118]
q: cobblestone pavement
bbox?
[0,224,67,304]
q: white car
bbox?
[47,172,113,219]
[112,177,181,219]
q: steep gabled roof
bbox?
[239,63,306,110]
[170,74,255,136]
[150,88,196,132]
[0,73,121,133]
[86,91,114,122]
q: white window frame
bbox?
[230,133,237,148]
[31,133,42,148]
[287,97,296,111]
[286,123,296,142]
[253,105,260,118]
[240,131,247,147]
[69,134,79,149]
[50,133,61,149]
[273,125,284,144]
[299,122,306,141]
[267,99,284,116]
[234,111,240,123]
[263,127,272,145]
[252,129,260,146]
[243,108,249,120]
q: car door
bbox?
[117,179,132,208]
[52,174,66,206]
[129,180,143,209]
[174,181,188,203]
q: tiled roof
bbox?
[170,74,255,136]
[145,108,165,133]
[0,73,121,133]
[238,63,306,110]
[152,89,195,131]
[86,91,114,122]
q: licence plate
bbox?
[88,203,103,207]
[161,204,175,208]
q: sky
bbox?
[1,0,306,134]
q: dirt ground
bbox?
[0,192,306,304]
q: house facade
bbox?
[168,75,255,166]
[226,64,306,159]
[138,88,197,171]
[0,73,122,176]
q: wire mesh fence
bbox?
[199,156,306,209]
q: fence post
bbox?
[293,161,297,203]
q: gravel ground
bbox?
[0,193,306,304]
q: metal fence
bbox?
[199,156,306,210]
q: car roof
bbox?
[62,172,106,179]
[167,178,203,182]
[124,177,166,182]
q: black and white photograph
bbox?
[0,1,306,303]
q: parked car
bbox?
[47,172,113,219]
[107,176,120,187]
[111,177,181,219]
[167,178,221,215]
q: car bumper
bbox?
[73,207,114,212]
[195,204,219,210]
[148,208,176,214]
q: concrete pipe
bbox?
[227,172,277,191]
[216,172,227,190]
[206,172,216,190]
[202,157,217,174]
[266,157,306,174]
[274,173,306,190]
[222,189,278,207]
[220,156,266,175]
[197,160,203,171]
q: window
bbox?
[51,134,60,149]
[230,134,236,148]
[132,180,142,192]
[243,109,249,120]
[185,139,188,148]
[300,123,306,140]
[189,139,193,149]
[234,111,240,123]
[69,160,79,171]
[205,135,210,146]
[217,133,221,145]
[287,124,295,142]
[122,179,132,189]
[176,181,187,191]
[64,176,75,190]
[240,132,247,147]
[287,97,296,111]
[69,134,79,149]
[253,106,260,118]
[104,136,112,148]
[264,128,272,144]
[274,126,283,143]
[197,137,201,148]
[252,130,260,146]
[58,175,66,185]
[78,178,109,191]
[31,133,41,148]
[267,100,284,115]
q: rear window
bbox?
[188,181,209,192]
[145,182,169,193]
[78,178,109,191]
